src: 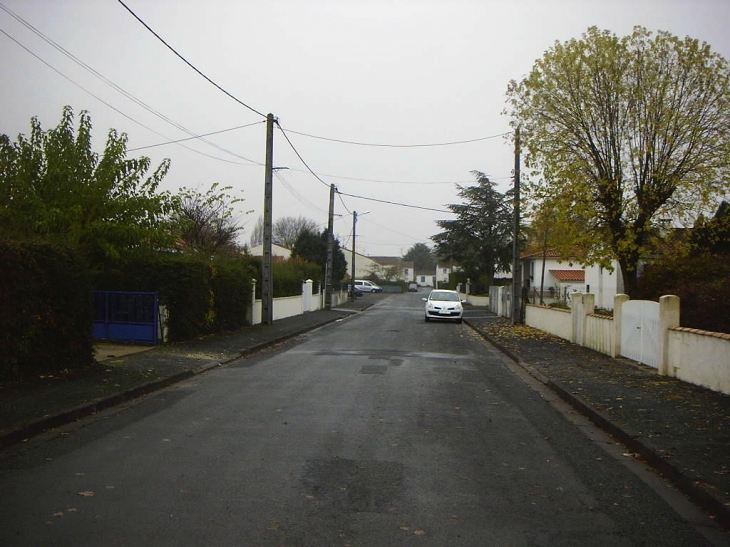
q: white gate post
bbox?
[613,294,630,358]
[302,279,313,312]
[247,279,257,325]
[658,295,681,377]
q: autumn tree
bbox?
[0,106,175,266]
[169,183,247,256]
[506,26,730,297]
[432,171,513,287]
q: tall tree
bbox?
[403,242,436,271]
[248,215,264,248]
[506,26,730,297]
[0,106,175,266]
[169,183,247,256]
[432,171,513,286]
[291,229,347,282]
[274,216,318,248]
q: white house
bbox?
[584,261,624,310]
[248,243,292,260]
[521,250,585,304]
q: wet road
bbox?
[0,293,724,546]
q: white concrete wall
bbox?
[669,328,730,395]
[519,293,729,396]
[525,304,572,341]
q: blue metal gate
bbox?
[92,291,159,345]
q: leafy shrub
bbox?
[0,241,93,379]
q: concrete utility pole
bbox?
[325,184,336,310]
[350,211,358,302]
[511,126,522,325]
[262,113,275,325]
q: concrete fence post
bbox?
[302,279,313,312]
[658,295,681,377]
[583,293,595,347]
[613,294,630,358]
[247,279,257,325]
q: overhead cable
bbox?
[116,0,266,119]
[337,191,451,214]
[282,129,511,148]
[275,122,331,188]
[128,121,265,151]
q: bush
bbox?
[0,241,93,380]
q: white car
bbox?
[423,290,465,323]
[354,280,382,293]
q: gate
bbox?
[92,291,159,345]
[620,300,660,368]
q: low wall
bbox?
[669,328,730,395]
[465,295,489,307]
[585,314,615,357]
[525,304,571,341]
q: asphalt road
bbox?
[0,293,724,546]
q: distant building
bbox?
[248,244,292,262]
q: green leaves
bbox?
[432,171,513,286]
[507,26,730,296]
[0,107,175,267]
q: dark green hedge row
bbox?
[0,241,94,380]
[95,253,259,342]
[272,260,322,297]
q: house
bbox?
[584,262,624,310]
[248,243,292,261]
[520,249,585,304]
[366,256,414,282]
[341,248,382,280]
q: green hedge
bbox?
[0,241,93,380]
[273,260,322,297]
[95,253,259,342]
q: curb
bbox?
[465,319,730,531]
[0,313,350,451]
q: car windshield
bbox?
[430,291,459,302]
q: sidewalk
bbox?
[465,311,730,531]
[0,297,376,450]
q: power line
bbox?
[0,28,258,167]
[275,122,331,188]
[337,191,451,214]
[116,0,266,119]
[282,129,511,148]
[0,4,262,165]
[128,121,265,151]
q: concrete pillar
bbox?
[658,295,681,377]
[302,279,313,312]
[613,294,630,358]
[247,279,257,325]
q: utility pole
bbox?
[325,184,336,310]
[262,113,275,325]
[350,211,357,302]
[511,126,522,325]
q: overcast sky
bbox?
[2,0,729,257]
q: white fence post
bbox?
[658,295,681,377]
[302,279,313,312]
[246,279,257,325]
[613,294,630,358]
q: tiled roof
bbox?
[550,269,585,282]
[521,249,562,259]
